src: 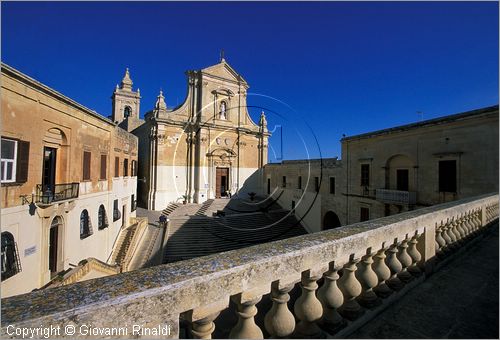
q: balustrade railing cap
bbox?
[1,193,497,328]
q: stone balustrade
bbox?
[1,193,498,339]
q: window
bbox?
[1,138,17,183]
[439,160,457,192]
[298,176,302,189]
[100,155,107,180]
[361,164,370,186]
[314,177,320,192]
[396,169,409,191]
[123,159,129,177]
[282,176,287,188]
[113,199,121,222]
[1,232,21,280]
[131,160,137,177]
[83,151,91,181]
[291,200,295,211]
[131,195,136,212]
[80,209,92,239]
[124,106,132,118]
[360,207,370,222]
[114,157,120,177]
[330,177,336,194]
[267,178,271,195]
[98,205,108,230]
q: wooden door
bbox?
[49,223,58,275]
[216,168,229,198]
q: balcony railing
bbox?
[35,183,79,204]
[1,193,498,338]
[376,188,417,205]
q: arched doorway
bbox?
[49,216,63,277]
[323,211,341,230]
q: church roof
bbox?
[200,58,248,86]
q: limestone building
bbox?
[0,63,138,297]
[127,58,269,210]
[264,105,499,229]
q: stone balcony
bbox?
[376,188,417,205]
[1,193,498,339]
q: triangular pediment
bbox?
[201,60,248,85]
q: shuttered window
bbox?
[16,141,29,184]
[83,151,91,181]
[100,155,107,180]
[114,157,120,177]
[123,159,128,177]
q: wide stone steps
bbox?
[163,210,306,263]
[162,203,179,216]
[194,199,214,216]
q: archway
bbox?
[323,211,341,230]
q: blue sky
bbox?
[2,1,498,160]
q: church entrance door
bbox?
[216,167,229,198]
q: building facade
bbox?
[130,59,269,210]
[1,64,138,297]
[342,105,499,224]
[264,105,499,229]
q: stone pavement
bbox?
[349,224,499,339]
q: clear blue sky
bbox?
[2,1,498,160]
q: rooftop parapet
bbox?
[1,193,498,338]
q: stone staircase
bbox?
[163,210,307,263]
[194,199,214,216]
[162,202,179,217]
[110,225,137,266]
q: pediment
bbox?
[201,60,248,85]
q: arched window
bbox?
[219,101,227,120]
[1,232,21,280]
[98,205,108,230]
[124,106,132,118]
[80,210,92,239]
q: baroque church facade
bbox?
[111,58,270,210]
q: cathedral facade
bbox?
[112,59,270,210]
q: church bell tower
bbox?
[111,68,142,132]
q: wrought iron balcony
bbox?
[376,188,417,205]
[35,183,79,204]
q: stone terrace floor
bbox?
[349,224,499,339]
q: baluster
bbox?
[373,245,393,298]
[450,217,462,245]
[264,281,296,338]
[355,249,380,308]
[486,206,491,224]
[474,208,482,233]
[317,263,346,333]
[435,222,446,257]
[455,214,467,243]
[191,312,220,339]
[445,218,458,249]
[467,210,477,236]
[187,300,228,339]
[229,293,264,339]
[463,211,474,238]
[338,256,363,320]
[407,232,422,276]
[385,240,404,291]
[441,219,453,254]
[293,272,323,338]
[396,236,413,283]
